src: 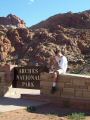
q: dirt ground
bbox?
[0,104,90,120]
[0,109,66,120]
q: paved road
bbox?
[0,88,46,112]
[0,97,46,112]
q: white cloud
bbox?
[27,0,35,5]
[29,0,35,2]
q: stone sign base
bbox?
[0,64,17,97]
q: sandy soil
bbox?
[0,109,67,120]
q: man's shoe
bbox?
[51,86,57,94]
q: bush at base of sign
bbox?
[26,106,36,112]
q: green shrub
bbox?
[26,106,36,112]
[68,112,85,120]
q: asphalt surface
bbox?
[0,88,46,112]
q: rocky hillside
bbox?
[31,10,90,29]
[0,11,90,74]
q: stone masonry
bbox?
[40,73,90,99]
[0,64,17,96]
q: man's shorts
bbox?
[57,69,65,74]
[49,69,66,74]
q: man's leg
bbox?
[52,71,58,87]
[51,71,59,94]
[51,69,64,94]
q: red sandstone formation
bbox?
[0,14,26,28]
[0,11,90,73]
[31,10,90,29]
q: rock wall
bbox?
[21,72,90,110]
[0,72,7,96]
[0,64,16,96]
[40,73,90,99]
[40,73,90,110]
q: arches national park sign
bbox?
[12,65,49,89]
[12,66,41,89]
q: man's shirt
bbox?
[55,55,68,73]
